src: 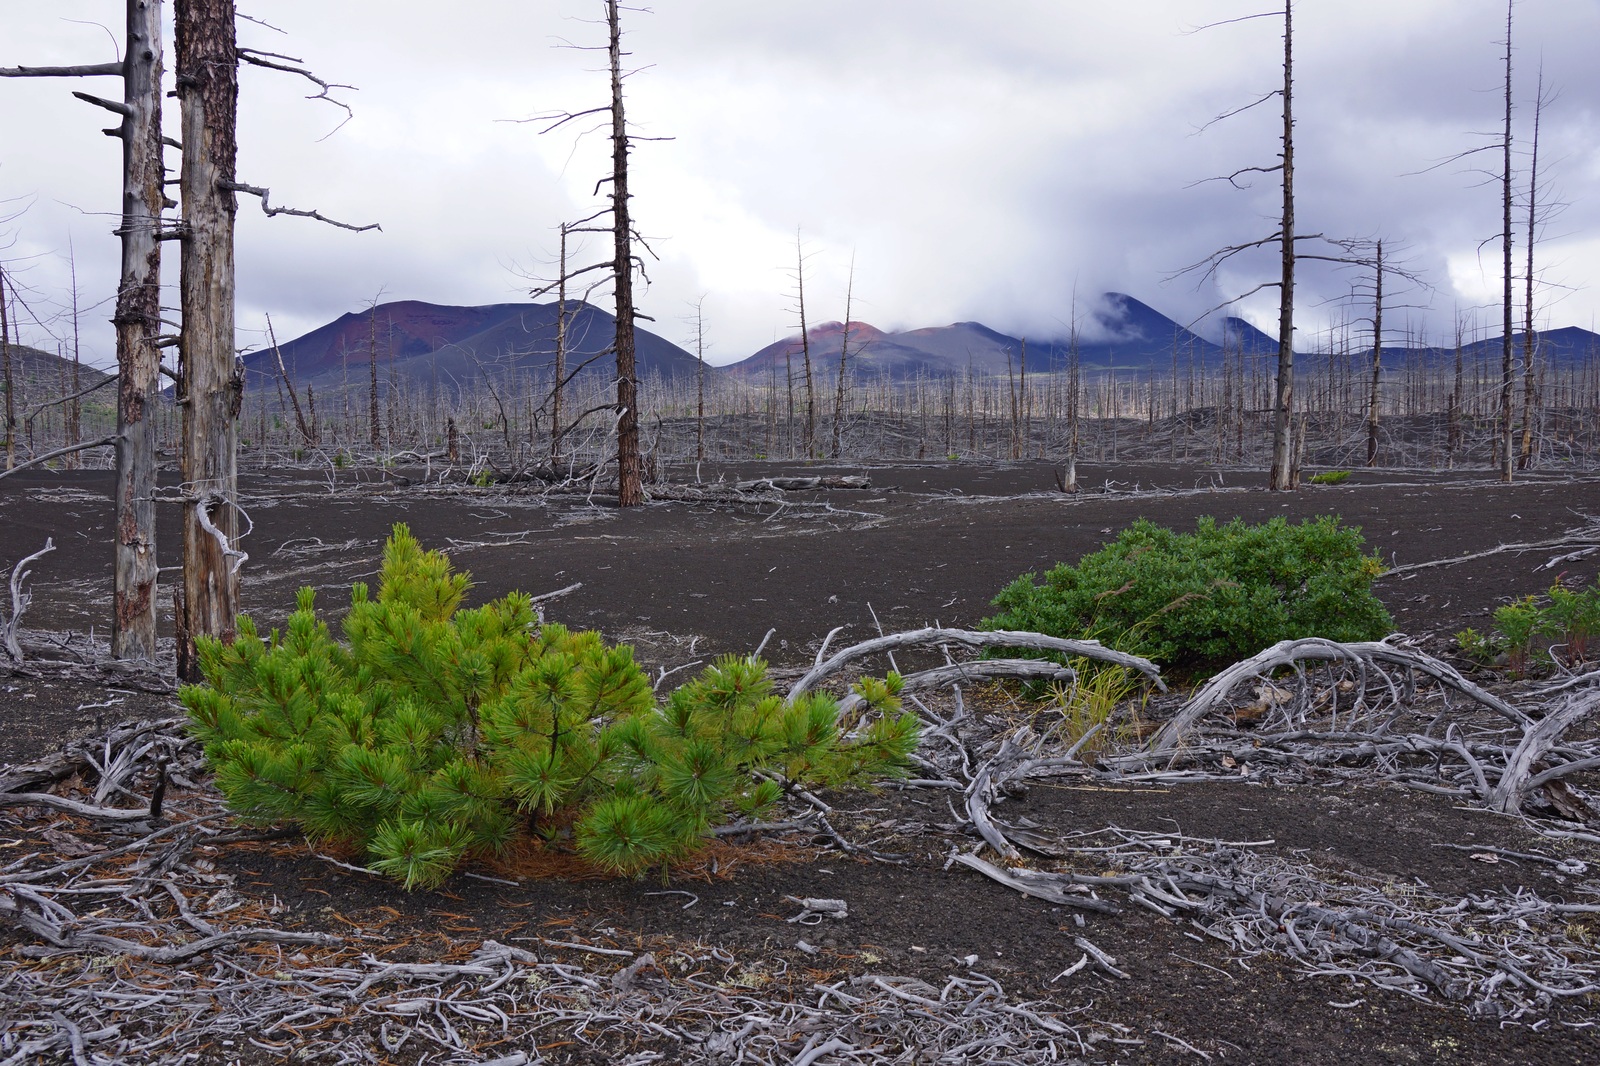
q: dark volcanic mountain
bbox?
[245,300,704,394]
[729,294,1237,382]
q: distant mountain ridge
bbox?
[728,293,1600,383]
[730,293,1277,382]
[250,295,1600,392]
[243,299,704,394]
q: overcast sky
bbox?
[3,1,1598,370]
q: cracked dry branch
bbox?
[2,539,54,662]
[786,626,1164,703]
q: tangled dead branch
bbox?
[0,714,1129,1063]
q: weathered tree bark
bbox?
[1,2,167,660]
[606,0,643,507]
[1268,0,1296,491]
[175,0,242,682]
[1366,240,1383,467]
[110,0,166,663]
[1498,0,1515,483]
[1,263,13,471]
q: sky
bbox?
[2,1,1598,371]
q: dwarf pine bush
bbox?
[983,515,1392,678]
[184,524,918,889]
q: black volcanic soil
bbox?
[3,459,1599,1064]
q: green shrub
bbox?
[184,525,917,889]
[983,516,1392,678]
[1455,582,1600,674]
[1308,470,1351,485]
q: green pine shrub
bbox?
[184,524,918,889]
[1308,470,1352,485]
[983,515,1392,678]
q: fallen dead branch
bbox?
[1147,637,1526,756]
[787,626,1164,703]
[2,539,54,662]
[1379,520,1600,579]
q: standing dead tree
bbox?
[1497,0,1516,482]
[526,0,658,505]
[1,260,13,471]
[604,0,645,506]
[173,1,375,679]
[792,230,817,458]
[173,0,242,682]
[1518,67,1556,471]
[2,0,168,662]
[831,254,857,459]
[1177,5,1303,490]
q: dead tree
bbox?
[1269,1,1297,491]
[830,255,856,459]
[1518,67,1553,471]
[606,0,644,507]
[1366,240,1384,466]
[552,223,571,467]
[1179,4,1306,491]
[365,298,383,451]
[174,0,242,681]
[1,262,13,471]
[1497,0,1515,482]
[690,294,708,463]
[528,1,653,504]
[793,231,817,457]
[2,0,167,662]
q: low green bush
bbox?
[1456,581,1600,674]
[983,515,1392,678]
[1308,470,1351,485]
[184,525,918,889]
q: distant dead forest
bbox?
[7,333,1600,483]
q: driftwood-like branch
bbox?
[3,539,55,662]
[1488,690,1600,814]
[226,181,380,232]
[0,63,122,78]
[1147,638,1525,755]
[0,434,120,482]
[733,475,871,492]
[192,494,250,576]
[834,659,1075,718]
[20,373,115,421]
[1379,525,1600,579]
[787,627,1163,703]
[948,851,1120,913]
[0,790,155,822]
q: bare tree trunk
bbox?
[109,0,166,661]
[552,223,568,467]
[367,303,381,452]
[794,231,815,458]
[1498,0,1515,483]
[1268,0,1296,491]
[831,255,854,460]
[1518,67,1545,471]
[692,294,706,464]
[606,0,643,507]
[1449,322,1464,466]
[176,0,242,682]
[1366,240,1383,467]
[0,264,12,471]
